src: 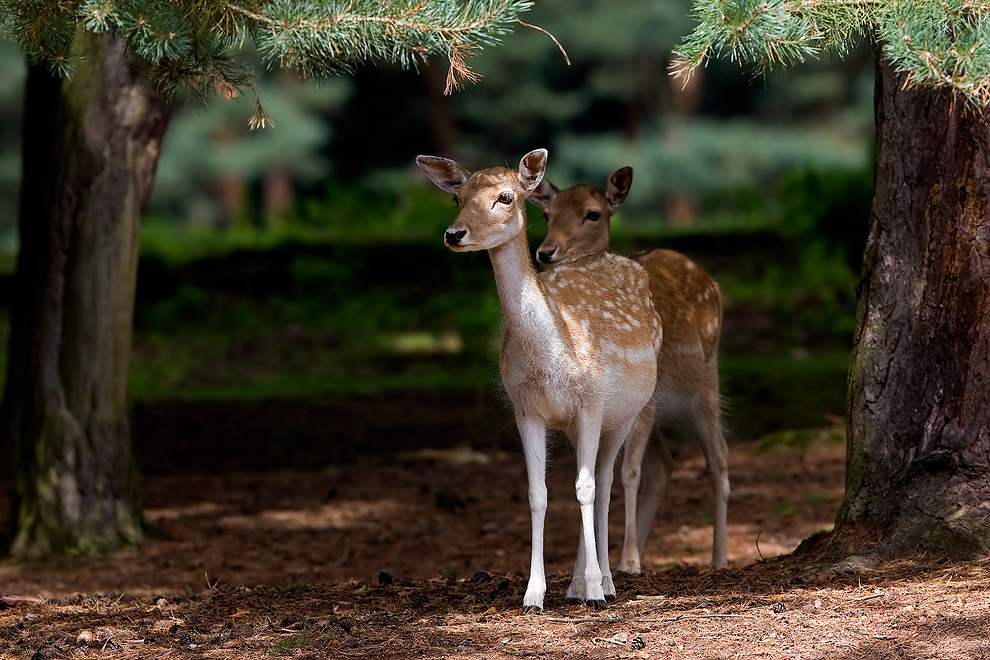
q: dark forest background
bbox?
[0,0,874,450]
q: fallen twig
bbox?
[0,596,45,608]
[633,614,758,623]
[546,614,757,624]
[846,592,884,602]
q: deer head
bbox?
[529,166,633,264]
[416,149,548,252]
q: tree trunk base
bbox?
[10,408,142,558]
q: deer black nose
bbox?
[445,229,467,246]
[537,248,556,263]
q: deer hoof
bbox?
[586,599,607,610]
[605,593,617,603]
[522,605,543,615]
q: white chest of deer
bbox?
[417,150,661,611]
[499,251,660,434]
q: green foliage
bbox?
[880,2,990,102]
[0,0,537,120]
[775,166,872,270]
[268,624,308,656]
[771,502,798,519]
[459,0,697,130]
[137,159,862,436]
[676,0,990,106]
[132,205,504,400]
[753,425,844,454]
[717,247,857,353]
[552,118,869,219]
[675,0,824,75]
[150,70,352,223]
[720,351,850,440]
[297,172,458,242]
[142,170,463,256]
[274,582,313,596]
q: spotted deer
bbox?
[416,150,663,611]
[530,167,729,572]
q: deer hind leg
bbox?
[617,403,664,574]
[593,419,630,601]
[691,373,729,569]
[565,523,588,604]
[630,426,674,569]
[516,411,549,612]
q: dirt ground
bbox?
[2,398,989,659]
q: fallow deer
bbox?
[416,150,663,611]
[530,167,729,572]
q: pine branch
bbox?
[674,0,990,106]
[0,0,551,125]
[229,0,533,88]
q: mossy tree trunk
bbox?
[837,59,990,558]
[2,32,170,557]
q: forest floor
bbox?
[2,396,989,659]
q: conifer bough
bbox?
[673,0,990,106]
[0,0,545,123]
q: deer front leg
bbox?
[564,424,625,604]
[517,411,548,612]
[569,407,609,609]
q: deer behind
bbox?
[530,167,729,572]
[416,150,662,611]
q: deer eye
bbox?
[496,192,514,205]
[584,211,601,222]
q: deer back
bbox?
[634,248,721,363]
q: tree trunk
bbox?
[2,32,170,557]
[836,59,990,559]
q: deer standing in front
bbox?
[416,150,662,611]
[530,166,729,573]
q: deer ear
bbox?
[606,166,633,211]
[416,155,470,194]
[518,149,548,194]
[528,178,559,209]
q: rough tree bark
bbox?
[837,59,990,558]
[2,31,170,557]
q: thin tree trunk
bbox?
[837,59,990,558]
[3,32,170,557]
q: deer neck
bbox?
[488,231,566,363]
